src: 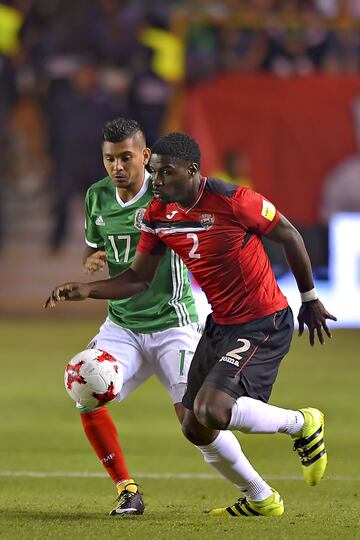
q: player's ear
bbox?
[188,163,198,176]
[143,148,151,165]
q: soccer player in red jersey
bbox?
[45,132,337,517]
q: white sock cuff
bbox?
[228,398,242,430]
[197,429,238,452]
[228,396,304,435]
[197,430,241,464]
[228,401,239,429]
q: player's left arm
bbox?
[44,250,163,308]
[266,214,337,346]
[83,246,107,275]
[83,190,108,274]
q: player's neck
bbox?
[176,174,202,210]
[116,172,145,203]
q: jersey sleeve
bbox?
[137,206,167,256]
[232,187,280,235]
[85,189,104,248]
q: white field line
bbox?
[0,470,359,481]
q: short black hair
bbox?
[102,118,146,145]
[151,132,201,166]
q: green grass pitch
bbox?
[1,319,359,539]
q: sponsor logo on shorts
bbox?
[219,355,240,367]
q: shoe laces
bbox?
[231,496,249,510]
[114,483,139,506]
[293,439,313,462]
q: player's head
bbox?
[101,118,151,190]
[150,132,201,205]
[102,117,146,146]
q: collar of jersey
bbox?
[176,176,207,214]
[115,171,150,208]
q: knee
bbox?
[181,413,216,446]
[193,398,230,430]
[182,415,202,445]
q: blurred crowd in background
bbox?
[1,0,360,254]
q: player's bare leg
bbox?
[174,402,186,423]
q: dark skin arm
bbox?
[266,214,337,345]
[44,251,163,308]
[45,214,336,345]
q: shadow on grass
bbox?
[0,509,107,522]
[0,508,190,523]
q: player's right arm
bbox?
[44,250,163,308]
[44,208,166,309]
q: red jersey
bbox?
[137,177,288,324]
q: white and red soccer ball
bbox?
[64,348,123,408]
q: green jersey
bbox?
[85,173,198,333]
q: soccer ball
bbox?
[64,348,123,408]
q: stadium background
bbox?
[0,1,359,538]
[1,0,360,325]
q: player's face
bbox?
[149,154,198,205]
[102,137,150,190]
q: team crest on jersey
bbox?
[134,208,146,230]
[200,212,215,230]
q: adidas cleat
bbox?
[292,407,327,486]
[208,489,284,517]
[110,483,145,516]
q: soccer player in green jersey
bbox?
[70,118,200,515]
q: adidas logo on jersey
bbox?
[95,215,105,226]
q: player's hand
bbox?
[297,299,337,346]
[83,250,107,274]
[43,282,91,309]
